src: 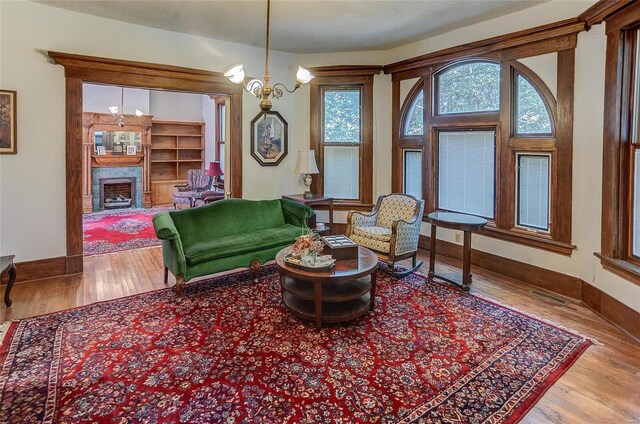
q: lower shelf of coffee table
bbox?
[283,291,371,324]
[281,275,371,302]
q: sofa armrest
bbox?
[153,212,180,240]
[280,199,315,228]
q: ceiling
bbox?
[35,0,547,54]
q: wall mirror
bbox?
[94,131,141,153]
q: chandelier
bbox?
[224,0,315,112]
[108,87,143,127]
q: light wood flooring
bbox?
[1,247,638,423]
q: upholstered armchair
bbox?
[346,194,425,276]
[172,169,212,209]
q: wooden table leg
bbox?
[369,269,377,311]
[428,224,437,278]
[4,263,16,307]
[462,230,472,291]
[314,281,322,329]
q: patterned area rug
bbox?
[0,266,590,423]
[83,208,169,256]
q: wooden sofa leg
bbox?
[174,275,186,297]
[164,267,169,285]
[250,259,262,282]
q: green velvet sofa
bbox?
[153,198,314,296]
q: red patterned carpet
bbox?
[0,266,590,423]
[83,208,169,256]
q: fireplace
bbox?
[99,178,137,210]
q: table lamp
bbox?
[294,150,319,199]
[207,161,224,190]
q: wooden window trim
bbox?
[213,95,226,162]
[391,37,575,255]
[598,5,640,285]
[310,74,374,208]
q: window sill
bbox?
[594,253,640,287]
[423,216,575,255]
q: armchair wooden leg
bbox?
[174,275,186,297]
[250,259,262,282]
[164,267,169,285]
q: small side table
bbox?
[282,194,334,235]
[426,212,487,292]
[1,255,17,307]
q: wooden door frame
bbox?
[49,51,244,275]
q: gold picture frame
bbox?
[0,90,17,154]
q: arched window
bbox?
[397,57,571,252]
[404,90,424,136]
[515,74,552,135]
[436,61,500,114]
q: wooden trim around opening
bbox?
[49,51,244,276]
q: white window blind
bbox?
[324,146,359,199]
[404,150,422,199]
[438,131,495,218]
[517,154,550,231]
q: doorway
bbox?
[49,51,243,274]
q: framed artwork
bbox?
[126,145,137,155]
[96,146,106,156]
[250,111,288,166]
[0,90,17,154]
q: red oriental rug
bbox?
[83,208,169,256]
[0,266,591,423]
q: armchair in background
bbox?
[346,193,425,277]
[173,169,211,209]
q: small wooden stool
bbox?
[1,255,17,307]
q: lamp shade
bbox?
[224,64,245,84]
[296,66,315,84]
[294,150,319,174]
[207,161,224,177]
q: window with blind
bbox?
[310,71,373,207]
[630,29,640,257]
[396,55,572,253]
[517,154,550,231]
[438,131,495,218]
[404,150,422,199]
[322,89,361,200]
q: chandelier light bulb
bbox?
[296,66,315,85]
[224,64,246,84]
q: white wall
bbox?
[0,0,306,263]
[149,90,203,122]
[83,84,150,115]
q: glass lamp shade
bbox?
[207,161,224,177]
[224,64,246,84]
[108,106,119,114]
[294,150,319,174]
[296,66,315,84]
[135,109,144,117]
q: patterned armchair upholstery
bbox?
[346,194,425,276]
[172,169,212,209]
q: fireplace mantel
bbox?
[82,112,153,213]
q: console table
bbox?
[282,194,333,235]
[426,212,487,292]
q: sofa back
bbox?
[170,198,286,245]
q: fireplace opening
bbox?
[99,177,136,210]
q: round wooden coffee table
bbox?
[275,246,378,329]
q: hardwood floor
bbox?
[1,247,638,423]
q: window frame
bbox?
[310,72,375,209]
[598,6,640,285]
[392,54,575,255]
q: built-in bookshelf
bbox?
[150,120,205,205]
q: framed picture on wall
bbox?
[0,90,17,154]
[250,111,288,166]
[126,145,137,155]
